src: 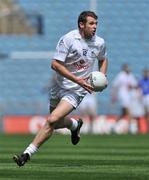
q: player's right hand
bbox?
[76,77,94,93]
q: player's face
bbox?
[81,16,98,39]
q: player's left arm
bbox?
[97,39,108,90]
[98,58,108,75]
[97,39,108,75]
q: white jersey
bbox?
[112,71,137,107]
[52,29,107,95]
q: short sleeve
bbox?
[53,35,70,62]
[97,41,107,61]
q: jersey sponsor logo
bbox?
[73,59,89,70]
[80,59,85,64]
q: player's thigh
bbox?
[119,95,130,108]
[51,99,74,120]
[49,103,68,129]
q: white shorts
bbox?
[50,83,86,109]
[118,93,130,108]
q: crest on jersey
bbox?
[83,49,88,56]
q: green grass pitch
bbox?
[0,134,149,180]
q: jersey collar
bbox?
[74,30,82,40]
[74,29,95,42]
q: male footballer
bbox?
[13,11,108,166]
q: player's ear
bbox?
[79,22,85,29]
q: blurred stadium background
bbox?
[0,0,148,134]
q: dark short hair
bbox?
[78,11,98,29]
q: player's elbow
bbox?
[51,59,58,71]
[51,59,64,72]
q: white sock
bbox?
[23,144,38,157]
[69,118,78,131]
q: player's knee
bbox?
[47,115,59,127]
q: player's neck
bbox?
[79,30,92,40]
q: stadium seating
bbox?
[0,0,148,115]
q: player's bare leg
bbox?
[31,100,74,147]
[13,100,83,166]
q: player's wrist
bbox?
[74,77,81,85]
